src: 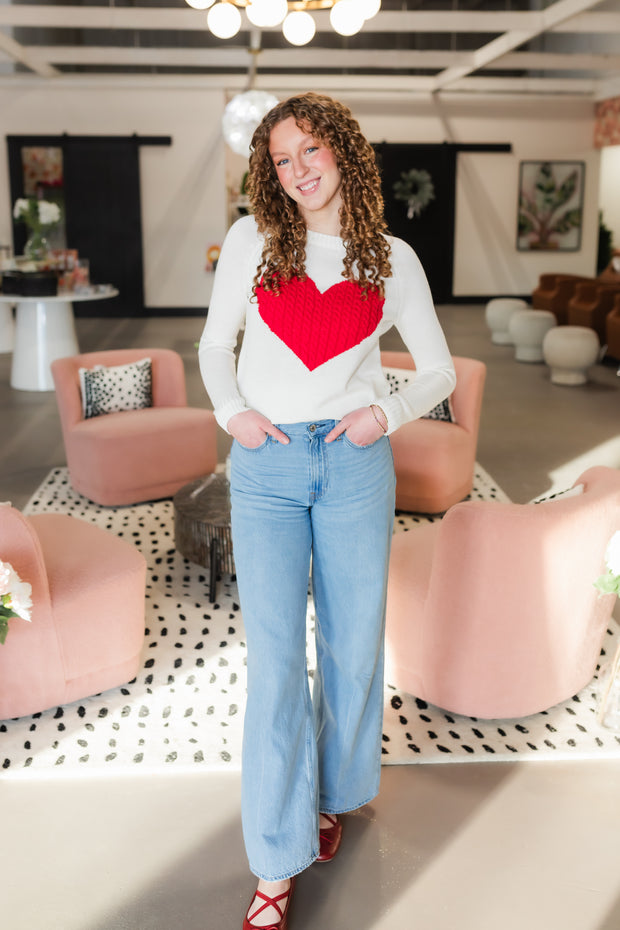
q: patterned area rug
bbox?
[1,465,619,778]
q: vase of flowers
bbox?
[13,197,61,261]
[0,560,32,644]
[594,531,620,730]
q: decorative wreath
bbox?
[393,168,435,219]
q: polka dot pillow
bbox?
[383,366,456,422]
[79,357,153,419]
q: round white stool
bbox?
[0,303,14,353]
[485,298,529,345]
[509,309,557,362]
[542,325,600,385]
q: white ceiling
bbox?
[0,0,619,100]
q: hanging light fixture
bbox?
[222,88,280,156]
[186,0,381,47]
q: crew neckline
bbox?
[306,228,345,250]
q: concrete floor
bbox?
[2,305,620,930]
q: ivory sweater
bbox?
[199,215,455,435]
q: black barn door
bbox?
[374,142,457,304]
[62,139,143,317]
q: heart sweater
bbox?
[199,215,455,435]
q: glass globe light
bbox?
[208,2,242,39]
[330,0,364,36]
[282,10,316,46]
[360,0,381,19]
[222,89,279,156]
[246,0,288,28]
[184,0,216,10]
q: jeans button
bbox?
[309,424,316,432]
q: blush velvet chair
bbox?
[381,351,486,514]
[52,348,218,506]
[0,503,147,720]
[384,465,620,719]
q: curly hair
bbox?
[247,92,392,297]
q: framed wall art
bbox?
[517,160,585,252]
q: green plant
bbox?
[597,211,614,274]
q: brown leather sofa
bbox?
[531,273,591,324]
[605,293,620,359]
[567,281,620,343]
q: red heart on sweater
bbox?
[257,276,384,371]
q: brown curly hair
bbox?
[247,92,391,297]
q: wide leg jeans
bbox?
[230,420,396,881]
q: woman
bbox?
[199,92,455,930]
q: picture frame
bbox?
[517,160,585,252]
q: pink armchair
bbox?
[385,466,620,719]
[381,352,486,514]
[0,503,147,720]
[52,348,218,506]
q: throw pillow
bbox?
[529,484,584,504]
[79,357,153,419]
[383,366,456,422]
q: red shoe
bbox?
[242,877,295,930]
[316,813,343,862]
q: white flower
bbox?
[605,531,620,577]
[0,560,12,596]
[8,576,33,621]
[0,560,32,622]
[38,201,60,226]
[12,198,29,220]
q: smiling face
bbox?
[268,116,343,235]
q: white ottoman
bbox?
[0,303,14,353]
[485,298,529,345]
[509,309,557,362]
[542,325,600,385]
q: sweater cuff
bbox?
[214,398,251,433]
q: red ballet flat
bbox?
[242,877,295,930]
[316,813,343,862]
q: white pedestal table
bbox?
[0,288,118,391]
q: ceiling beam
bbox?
[431,0,608,91]
[30,44,620,76]
[0,5,619,35]
[0,30,58,77]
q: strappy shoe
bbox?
[317,813,343,862]
[242,877,295,930]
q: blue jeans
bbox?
[230,420,396,881]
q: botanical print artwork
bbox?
[517,160,585,252]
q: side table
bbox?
[173,473,234,603]
[0,287,119,391]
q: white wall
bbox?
[0,82,227,308]
[599,145,620,250]
[349,93,600,296]
[0,81,603,305]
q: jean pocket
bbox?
[234,435,271,452]
[342,434,381,451]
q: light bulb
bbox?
[246,0,287,28]
[222,89,279,156]
[184,0,215,9]
[360,0,381,19]
[330,0,364,36]
[282,10,316,46]
[208,2,242,38]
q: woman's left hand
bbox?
[325,405,387,445]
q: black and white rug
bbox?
[2,465,619,778]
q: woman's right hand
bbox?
[227,410,290,448]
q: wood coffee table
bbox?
[173,473,234,602]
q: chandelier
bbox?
[183,0,382,47]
